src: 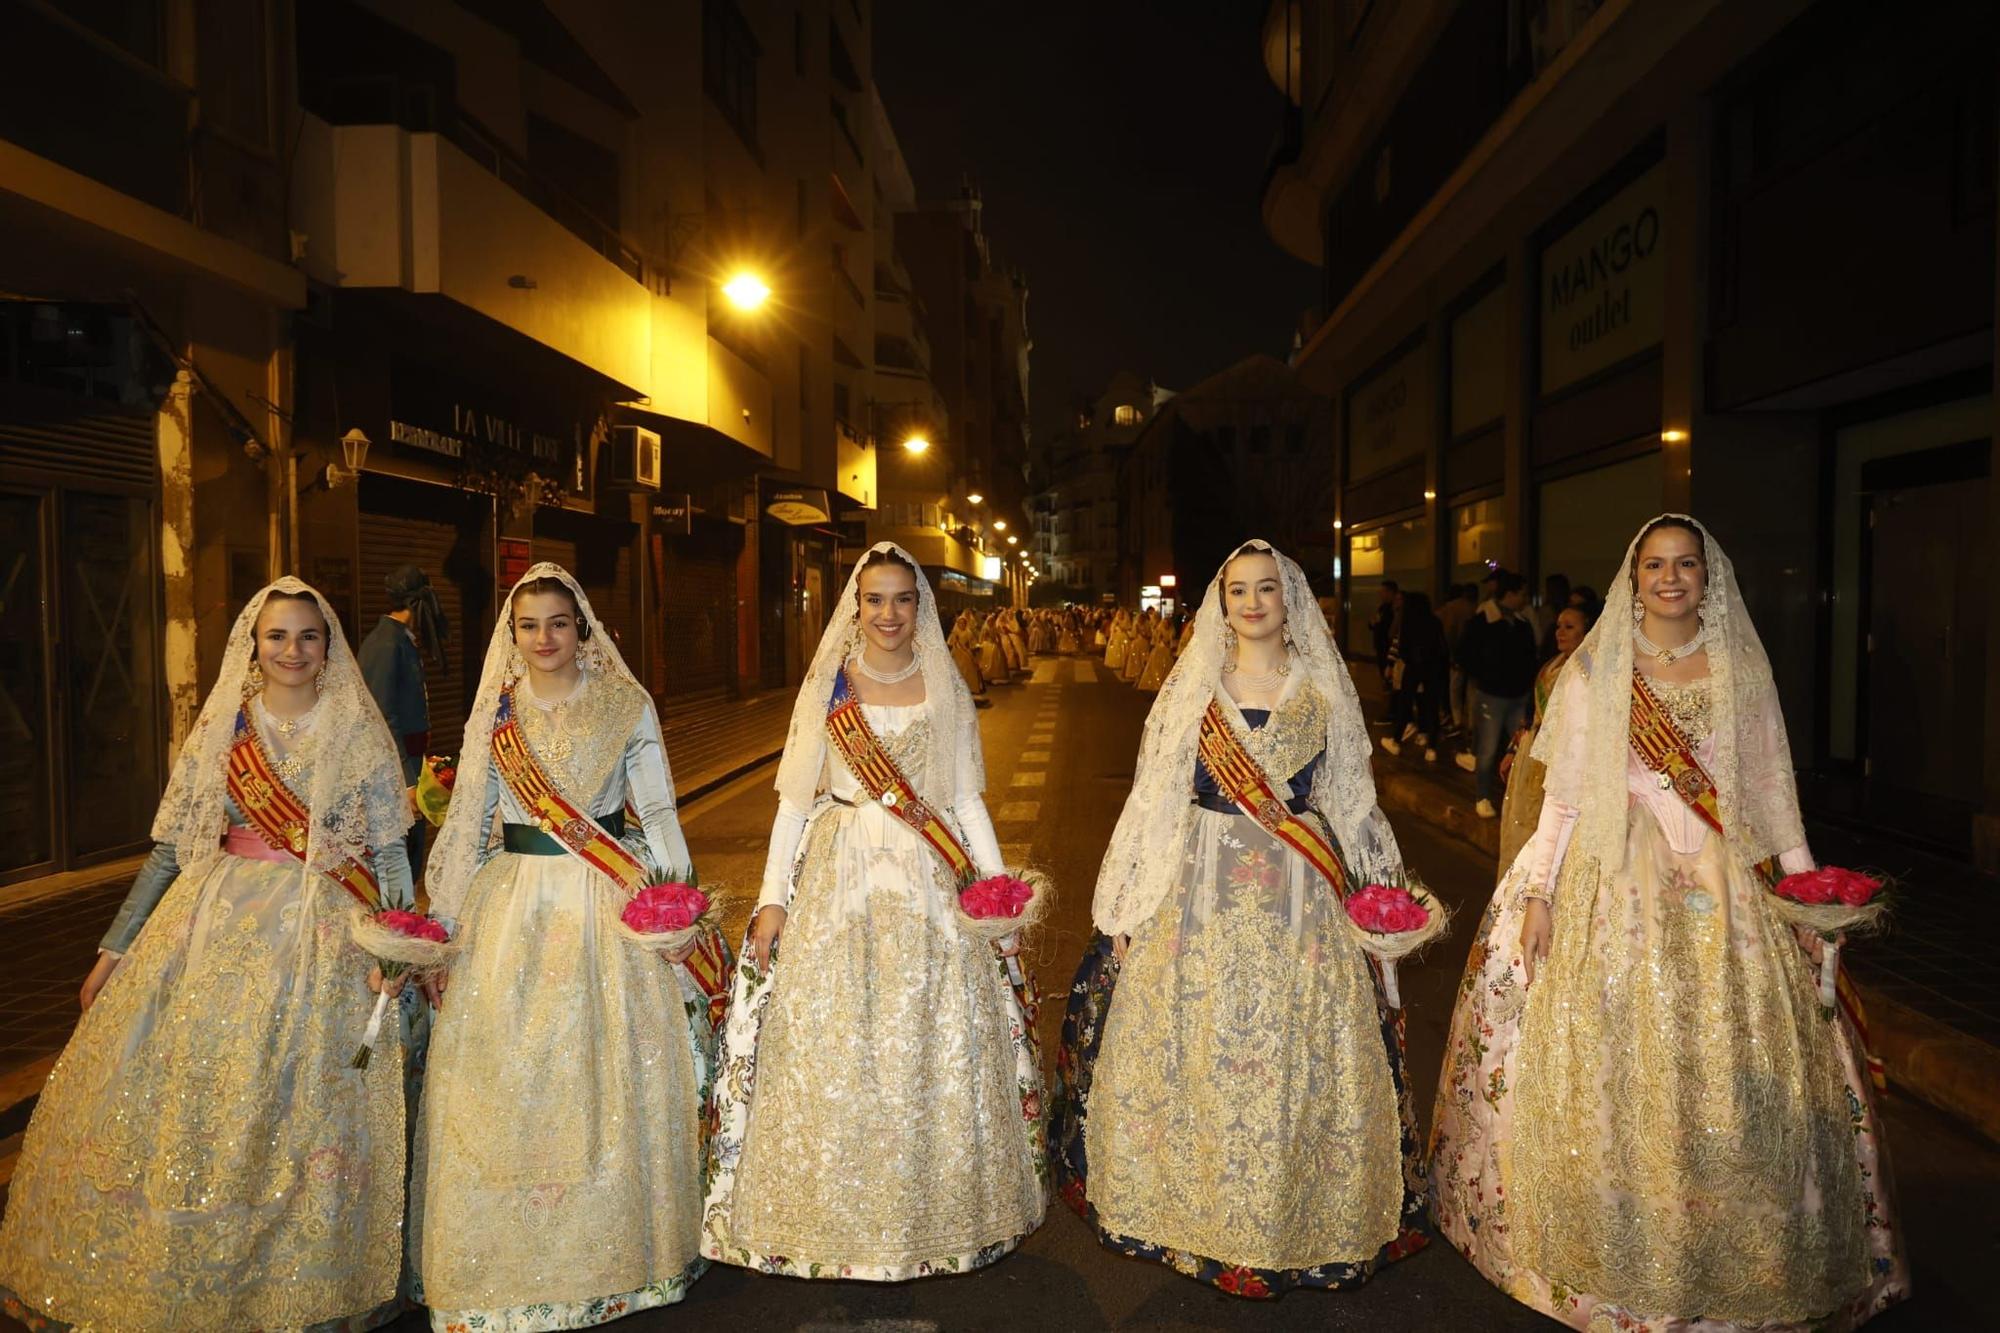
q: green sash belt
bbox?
[503,808,627,855]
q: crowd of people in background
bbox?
[1371,569,1603,822]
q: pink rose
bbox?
[1346,884,1431,935]
[960,874,1034,920]
[375,909,450,943]
[1774,867,1881,908]
[622,882,709,934]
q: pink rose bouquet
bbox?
[616,880,716,957]
[1343,878,1450,1009]
[1770,866,1889,1014]
[350,908,458,1068]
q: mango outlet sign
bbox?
[1539,164,1665,394]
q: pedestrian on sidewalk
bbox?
[1368,580,1400,689]
[359,563,449,868]
[1052,540,1428,1299]
[1495,599,1597,870]
[705,543,1044,1281]
[1454,571,1539,818]
[1382,590,1449,761]
[1430,514,1907,1331]
[1439,582,1478,737]
[414,563,724,1328]
[0,579,416,1332]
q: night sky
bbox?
[874,0,1318,436]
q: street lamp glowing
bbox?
[993,519,1007,532]
[722,272,771,310]
[1007,535,1018,545]
[901,434,931,454]
[966,492,984,505]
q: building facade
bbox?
[1029,371,1168,603]
[1263,0,1998,860]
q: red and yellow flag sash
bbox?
[1629,671,1725,837]
[493,686,732,1023]
[225,709,381,910]
[824,667,975,885]
[1196,698,1348,900]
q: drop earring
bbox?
[243,661,266,699]
[1632,599,1646,626]
[1221,624,1240,671]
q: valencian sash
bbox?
[491,685,732,1025]
[225,709,382,909]
[1628,670,1725,836]
[1196,698,1348,899]
[1628,674,1885,1087]
[823,666,976,885]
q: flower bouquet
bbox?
[414,753,458,827]
[617,880,716,958]
[1344,879,1451,1009]
[958,870,1054,987]
[1770,866,1889,1015]
[350,909,457,1068]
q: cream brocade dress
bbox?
[703,701,1046,1280]
[413,676,711,1332]
[1084,683,1415,1277]
[0,703,408,1333]
[1430,673,1906,1330]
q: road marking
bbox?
[1031,660,1059,684]
[1010,770,1047,787]
[1019,750,1050,763]
[1028,733,1054,747]
[1072,660,1096,684]
[994,800,1040,823]
[1001,842,1033,866]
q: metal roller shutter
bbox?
[359,511,473,759]
[0,392,156,490]
[660,541,737,698]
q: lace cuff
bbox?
[757,799,810,911]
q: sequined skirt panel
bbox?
[1429,811,1907,1330]
[706,806,1045,1277]
[0,855,405,1332]
[412,851,705,1320]
[1085,808,1410,1272]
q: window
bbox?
[704,0,761,152]
[1113,404,1142,426]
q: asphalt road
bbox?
[489,657,1996,1331]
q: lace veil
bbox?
[151,576,408,885]
[773,540,983,810]
[424,561,663,918]
[1092,539,1402,935]
[1531,513,1805,873]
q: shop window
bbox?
[1448,496,1506,587]
[1535,450,1665,595]
[1113,404,1142,426]
[1346,515,1432,657]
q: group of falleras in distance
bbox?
[0,514,1909,1332]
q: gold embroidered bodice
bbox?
[1648,675,1715,746]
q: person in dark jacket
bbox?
[1368,580,1400,689]
[358,564,449,861]
[1382,591,1448,762]
[1452,570,1537,817]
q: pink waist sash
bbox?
[223,825,292,863]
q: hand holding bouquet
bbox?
[351,909,457,1067]
[415,754,458,827]
[958,870,1053,987]
[1344,879,1450,1009]
[618,880,715,960]
[1770,866,1888,1015]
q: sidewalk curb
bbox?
[1374,755,2000,1146]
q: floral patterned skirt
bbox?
[1052,810,1429,1299]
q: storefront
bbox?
[758,482,839,690]
[1340,333,1431,654]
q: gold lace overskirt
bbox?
[1086,808,1404,1270]
[0,856,405,1331]
[412,850,703,1316]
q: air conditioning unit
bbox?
[605,424,661,490]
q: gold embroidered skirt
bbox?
[0,856,405,1332]
[703,806,1046,1280]
[412,851,707,1328]
[1086,808,1408,1272]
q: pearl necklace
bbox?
[1226,651,1292,692]
[854,649,921,684]
[1634,620,1707,665]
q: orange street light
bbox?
[993,519,1007,532]
[722,272,771,310]
[966,492,984,505]
[902,434,931,454]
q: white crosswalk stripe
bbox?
[1072,660,1097,685]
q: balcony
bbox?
[292,117,652,392]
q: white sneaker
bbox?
[1424,748,1438,763]
[1400,723,1419,742]
[1475,798,1498,819]
[1454,752,1477,773]
[1380,737,1402,756]
[1413,733,1430,748]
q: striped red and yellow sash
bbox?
[1629,671,1725,836]
[224,710,381,911]
[492,686,730,1022]
[1196,698,1348,899]
[824,667,975,885]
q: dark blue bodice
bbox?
[1192,708,1321,801]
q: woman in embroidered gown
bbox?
[1135,615,1176,692]
[1050,541,1428,1299]
[703,543,1045,1280]
[1430,515,1907,1330]
[1494,600,1596,872]
[413,564,719,1331]
[0,579,414,1333]
[1104,610,1132,670]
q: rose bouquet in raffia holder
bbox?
[351,909,458,1068]
[957,869,1054,987]
[616,879,718,957]
[1769,866,1889,1015]
[1343,878,1451,1009]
